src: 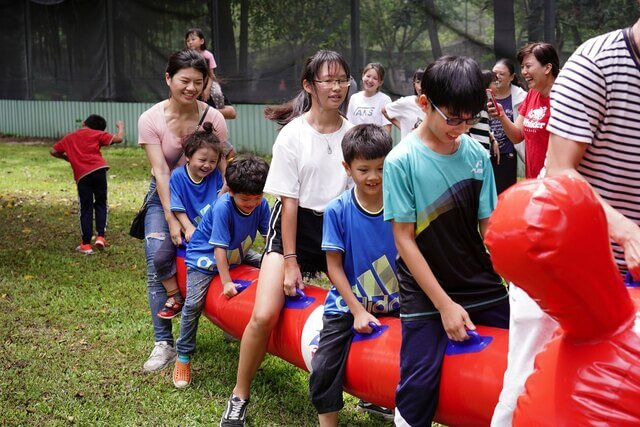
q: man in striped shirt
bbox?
[492,12,640,427]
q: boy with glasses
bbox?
[383,56,509,426]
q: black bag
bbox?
[129,189,155,239]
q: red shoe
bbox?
[76,243,94,254]
[157,297,184,319]
[95,236,107,250]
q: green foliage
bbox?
[0,143,397,426]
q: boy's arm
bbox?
[392,221,475,341]
[214,247,236,298]
[174,212,195,242]
[326,251,379,333]
[110,120,125,144]
[50,147,69,161]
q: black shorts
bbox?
[264,199,326,276]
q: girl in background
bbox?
[347,63,392,133]
[219,50,354,427]
[382,68,425,139]
[185,28,217,105]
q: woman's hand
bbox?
[168,218,183,246]
[487,100,504,119]
[283,257,304,296]
[183,223,196,242]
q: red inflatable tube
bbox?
[176,254,508,426]
[486,176,640,426]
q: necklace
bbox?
[323,134,333,154]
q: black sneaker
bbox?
[219,394,249,426]
[357,400,394,420]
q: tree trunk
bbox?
[493,0,517,61]
[238,0,248,77]
[527,0,544,42]
[424,0,442,59]
[216,0,237,76]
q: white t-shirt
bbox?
[384,95,424,139]
[346,91,392,127]
[263,115,354,212]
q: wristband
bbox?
[283,253,297,259]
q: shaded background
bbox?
[1,0,638,104]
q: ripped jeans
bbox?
[143,179,174,344]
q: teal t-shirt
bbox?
[383,133,507,320]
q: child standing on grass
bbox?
[154,121,225,320]
[219,50,353,427]
[185,28,217,105]
[347,63,392,134]
[50,115,124,254]
[309,124,399,426]
[173,154,270,389]
[383,56,509,426]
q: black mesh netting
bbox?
[1,0,638,104]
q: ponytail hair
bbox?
[264,49,350,127]
[183,121,222,159]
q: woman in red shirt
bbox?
[488,42,559,179]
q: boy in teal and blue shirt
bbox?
[309,124,399,426]
[383,56,509,426]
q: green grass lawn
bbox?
[0,142,395,426]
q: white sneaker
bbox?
[143,341,176,372]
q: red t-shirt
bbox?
[53,128,114,182]
[518,89,551,178]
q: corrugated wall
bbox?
[0,100,401,153]
[0,100,280,155]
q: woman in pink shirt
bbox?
[488,42,559,178]
[137,49,228,373]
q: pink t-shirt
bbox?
[53,128,114,182]
[201,50,217,71]
[138,101,228,171]
[518,89,551,179]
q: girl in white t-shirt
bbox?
[219,50,353,426]
[347,63,392,133]
[382,68,425,139]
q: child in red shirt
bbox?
[51,114,125,254]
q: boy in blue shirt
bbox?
[172,154,270,389]
[383,56,509,426]
[309,124,400,426]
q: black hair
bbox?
[342,124,393,165]
[183,121,222,159]
[481,69,497,89]
[166,49,209,82]
[185,28,207,51]
[412,68,425,95]
[84,114,107,131]
[264,50,350,127]
[421,55,485,118]
[517,42,560,78]
[494,58,526,89]
[225,154,269,195]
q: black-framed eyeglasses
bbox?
[314,78,351,88]
[429,98,481,126]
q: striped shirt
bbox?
[548,27,640,273]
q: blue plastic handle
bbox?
[625,272,640,288]
[234,279,252,293]
[284,287,316,309]
[352,322,389,342]
[445,330,494,356]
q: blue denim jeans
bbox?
[143,179,174,344]
[176,267,215,356]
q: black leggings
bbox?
[77,168,107,244]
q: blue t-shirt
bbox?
[169,165,223,225]
[383,133,507,320]
[185,193,270,274]
[490,96,516,154]
[322,188,400,315]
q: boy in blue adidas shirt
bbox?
[173,154,270,389]
[309,124,399,426]
[383,56,509,427]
